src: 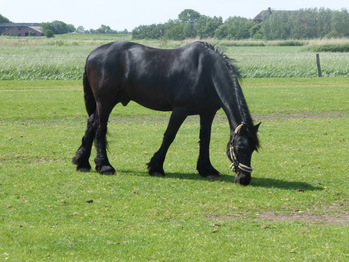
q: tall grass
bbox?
[225,46,349,78]
[0,36,349,80]
[306,38,349,52]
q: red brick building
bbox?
[0,23,42,36]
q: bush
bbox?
[310,43,349,52]
[45,30,54,38]
[324,31,343,39]
[270,40,305,46]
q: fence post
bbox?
[316,54,322,77]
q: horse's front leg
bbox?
[197,113,221,178]
[94,106,115,175]
[148,109,188,176]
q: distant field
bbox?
[0,35,349,80]
[0,78,348,261]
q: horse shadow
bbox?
[117,169,323,191]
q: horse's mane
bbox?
[197,41,241,79]
[198,41,260,150]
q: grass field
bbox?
[1,35,349,80]
[0,76,348,260]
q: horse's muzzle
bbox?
[234,171,251,185]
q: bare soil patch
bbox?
[252,111,349,121]
[109,111,348,124]
[207,209,349,226]
[257,210,349,226]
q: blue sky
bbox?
[1,0,348,31]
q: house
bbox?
[253,8,296,23]
[253,7,273,23]
[0,23,42,36]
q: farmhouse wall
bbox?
[0,23,42,36]
[3,26,42,36]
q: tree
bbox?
[262,11,292,39]
[41,21,75,35]
[164,20,185,40]
[96,25,116,34]
[316,8,333,37]
[262,8,349,39]
[215,17,252,39]
[76,26,86,34]
[250,24,263,39]
[178,9,201,38]
[0,14,10,23]
[194,15,222,38]
[331,9,349,37]
[132,24,164,39]
[178,9,201,24]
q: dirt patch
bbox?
[206,214,247,221]
[257,210,349,226]
[207,210,349,226]
[252,111,349,121]
[108,111,348,123]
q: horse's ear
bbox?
[254,122,261,132]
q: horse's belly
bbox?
[122,86,173,111]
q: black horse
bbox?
[73,41,260,185]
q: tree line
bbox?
[0,15,128,37]
[262,8,349,39]
[132,8,349,40]
[1,8,349,39]
[132,9,253,40]
[41,22,128,37]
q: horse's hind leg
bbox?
[73,113,96,172]
[148,109,188,176]
[197,113,221,178]
[94,103,115,175]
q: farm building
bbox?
[253,7,296,23]
[0,23,42,36]
[253,7,273,23]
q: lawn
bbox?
[0,78,348,261]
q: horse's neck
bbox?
[214,77,245,132]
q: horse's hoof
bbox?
[75,161,91,172]
[98,165,115,175]
[150,172,165,177]
[206,173,221,179]
[76,166,91,172]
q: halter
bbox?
[229,124,254,174]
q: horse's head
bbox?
[227,123,260,185]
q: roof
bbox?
[253,8,273,22]
[253,8,296,23]
[0,23,42,34]
[28,26,42,33]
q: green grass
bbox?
[1,35,349,80]
[305,38,349,53]
[308,43,349,53]
[225,46,349,78]
[0,78,348,261]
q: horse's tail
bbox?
[83,67,96,116]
